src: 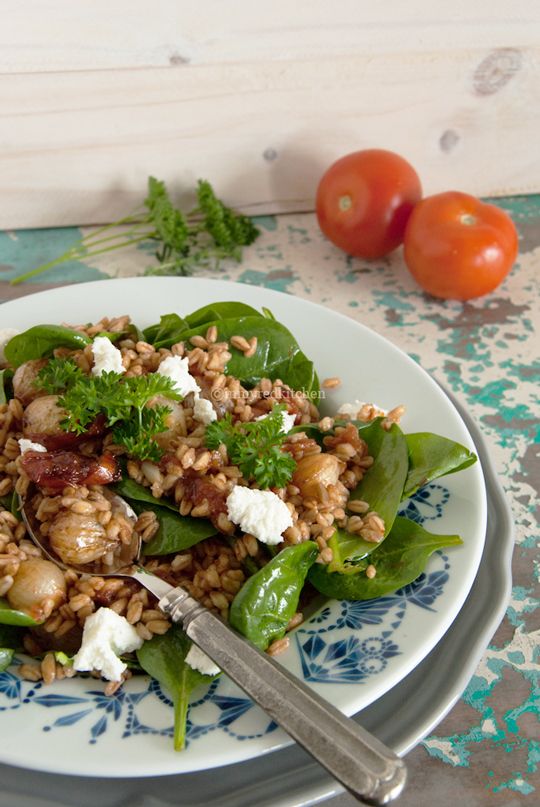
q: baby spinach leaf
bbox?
[132,500,217,556]
[4,325,91,369]
[347,420,408,527]
[309,516,462,600]
[136,623,219,750]
[112,472,217,555]
[229,542,318,650]
[0,598,44,626]
[0,368,13,404]
[323,420,408,571]
[177,315,318,395]
[112,474,180,513]
[0,648,14,672]
[0,490,20,519]
[0,622,25,670]
[142,313,190,349]
[326,527,374,573]
[403,433,478,500]
[184,301,263,329]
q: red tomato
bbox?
[403,191,519,300]
[315,149,422,259]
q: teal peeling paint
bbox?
[424,653,540,796]
[251,215,278,231]
[337,270,361,284]
[372,291,416,311]
[486,194,540,223]
[237,268,298,294]
[0,227,107,284]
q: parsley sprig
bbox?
[36,358,183,463]
[12,177,260,285]
[205,404,296,489]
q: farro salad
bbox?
[0,301,476,749]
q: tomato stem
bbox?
[461,214,476,226]
[338,195,352,211]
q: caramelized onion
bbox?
[22,395,66,437]
[7,558,66,621]
[292,454,342,499]
[48,510,119,565]
[12,359,49,407]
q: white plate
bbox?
[0,277,487,778]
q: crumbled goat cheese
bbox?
[226,487,293,546]
[185,644,221,677]
[193,396,217,425]
[18,438,47,455]
[158,355,217,423]
[157,355,200,398]
[337,400,387,418]
[256,408,296,433]
[91,336,126,377]
[0,328,19,364]
[72,607,143,682]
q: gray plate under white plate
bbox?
[0,387,513,807]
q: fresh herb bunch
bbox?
[12,177,260,285]
[36,358,183,462]
[205,404,296,489]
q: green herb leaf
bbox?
[4,325,91,368]
[173,315,319,394]
[36,358,184,462]
[0,598,44,626]
[136,623,219,750]
[309,516,463,600]
[111,471,218,554]
[205,404,296,489]
[12,177,260,285]
[403,433,478,499]
[229,542,318,650]
[0,368,13,404]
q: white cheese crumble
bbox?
[157,355,200,398]
[256,408,296,433]
[72,607,143,682]
[0,328,19,365]
[193,396,217,425]
[337,400,387,418]
[158,355,218,424]
[18,438,47,455]
[185,644,221,677]
[91,336,125,377]
[226,486,293,545]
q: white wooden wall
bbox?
[1,1,539,229]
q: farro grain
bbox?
[267,637,289,656]
[230,335,250,352]
[19,663,43,681]
[322,377,340,389]
[145,619,170,635]
[135,622,153,641]
[244,337,257,358]
[42,652,57,684]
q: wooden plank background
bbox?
[1,1,539,229]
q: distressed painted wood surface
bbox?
[0,194,538,804]
[1,2,540,228]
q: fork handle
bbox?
[159,588,407,806]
